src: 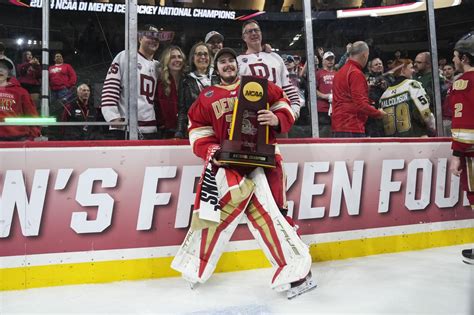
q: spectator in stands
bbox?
[414,51,445,113]
[204,31,224,73]
[448,32,474,265]
[49,52,77,116]
[17,51,41,110]
[438,57,447,70]
[316,51,336,137]
[101,24,160,140]
[61,83,98,140]
[156,46,186,139]
[366,57,391,137]
[0,59,40,141]
[379,59,435,137]
[331,41,385,138]
[442,63,456,83]
[441,63,456,136]
[394,50,402,63]
[237,20,301,120]
[283,54,306,103]
[0,42,16,77]
[175,42,217,138]
[293,54,303,75]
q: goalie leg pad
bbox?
[172,168,255,284]
[245,168,312,291]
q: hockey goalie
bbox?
[171,48,316,299]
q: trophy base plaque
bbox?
[219,140,276,168]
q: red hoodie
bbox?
[0,78,41,139]
[331,59,383,133]
[48,63,77,91]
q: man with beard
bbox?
[171,48,316,299]
[448,33,474,265]
[101,24,160,139]
[0,59,40,141]
[414,51,446,114]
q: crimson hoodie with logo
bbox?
[0,78,41,139]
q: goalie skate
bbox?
[286,273,317,300]
[462,249,474,265]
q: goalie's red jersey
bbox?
[187,79,295,160]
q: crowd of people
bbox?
[0,21,469,142]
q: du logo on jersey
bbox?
[453,79,468,91]
[243,81,263,102]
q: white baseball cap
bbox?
[323,51,335,60]
[205,31,224,44]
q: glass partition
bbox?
[0,0,472,141]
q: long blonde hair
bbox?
[159,46,186,97]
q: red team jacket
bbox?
[0,78,40,139]
[48,63,77,91]
[331,59,383,133]
[449,71,474,156]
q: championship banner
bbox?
[3,0,243,19]
[0,139,473,290]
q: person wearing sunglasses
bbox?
[100,24,161,139]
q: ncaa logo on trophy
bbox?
[218,76,276,168]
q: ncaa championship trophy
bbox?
[218,76,276,168]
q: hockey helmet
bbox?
[454,33,474,56]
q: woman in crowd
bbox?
[156,46,186,139]
[16,51,41,110]
[175,42,218,138]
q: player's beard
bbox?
[220,66,238,84]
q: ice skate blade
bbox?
[187,281,199,290]
[286,279,317,299]
[462,259,474,265]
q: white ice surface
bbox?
[1,244,473,314]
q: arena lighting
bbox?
[337,0,462,18]
[27,40,32,45]
[4,117,57,124]
[16,38,24,45]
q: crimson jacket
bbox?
[0,78,41,139]
[48,63,77,91]
[331,59,383,133]
[155,77,179,131]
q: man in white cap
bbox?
[316,51,335,137]
[204,31,224,60]
[100,24,160,139]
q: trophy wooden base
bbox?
[218,140,276,168]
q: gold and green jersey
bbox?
[379,78,434,137]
